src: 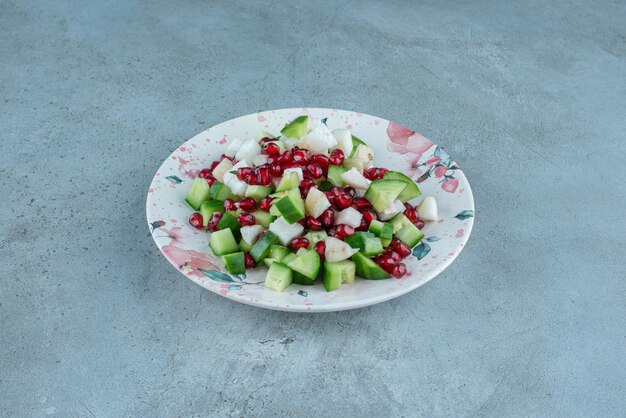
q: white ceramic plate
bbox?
[147,108,474,312]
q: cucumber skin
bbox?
[185,178,211,210]
[264,262,293,292]
[250,231,280,262]
[396,223,425,248]
[293,271,316,285]
[223,252,246,274]
[365,179,408,212]
[209,229,239,256]
[352,252,390,280]
[217,212,241,241]
[384,171,421,202]
[327,165,347,187]
[275,193,305,224]
[280,115,309,138]
[275,172,300,192]
[209,181,235,201]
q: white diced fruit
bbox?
[331,129,353,155]
[344,144,374,172]
[223,160,250,196]
[307,118,322,132]
[418,196,438,221]
[283,167,304,181]
[211,158,233,182]
[335,207,362,228]
[235,138,262,161]
[297,125,337,154]
[377,200,405,221]
[341,167,371,190]
[269,217,305,246]
[304,187,331,218]
[280,136,299,150]
[225,137,245,157]
[324,237,359,262]
[240,225,265,246]
[251,154,268,166]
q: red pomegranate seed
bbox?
[189,212,203,229]
[320,209,335,228]
[256,166,271,186]
[416,220,425,229]
[329,149,345,166]
[353,197,372,210]
[205,175,216,186]
[314,241,326,259]
[330,224,355,239]
[264,142,280,155]
[376,256,396,274]
[324,191,335,204]
[378,168,389,176]
[258,137,274,144]
[268,163,282,176]
[392,263,407,278]
[311,153,329,170]
[308,163,323,179]
[293,149,309,165]
[290,237,309,251]
[207,212,223,231]
[259,196,273,212]
[362,210,375,225]
[267,156,277,165]
[209,160,221,171]
[343,186,356,197]
[355,217,368,231]
[297,218,308,227]
[331,186,343,196]
[404,203,419,224]
[299,179,314,198]
[381,250,401,262]
[237,213,256,226]
[390,238,412,258]
[223,198,237,211]
[244,252,256,268]
[199,168,212,179]
[237,197,257,212]
[246,172,258,185]
[307,217,323,231]
[237,167,253,181]
[278,150,293,166]
[335,193,352,209]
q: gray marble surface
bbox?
[1,0,625,416]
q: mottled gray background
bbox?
[1,0,625,417]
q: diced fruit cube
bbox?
[223,252,246,274]
[250,231,280,262]
[341,167,371,190]
[349,136,366,158]
[199,201,224,227]
[389,213,412,233]
[286,249,321,281]
[275,172,300,192]
[275,189,305,224]
[324,237,359,262]
[240,225,264,247]
[269,245,291,261]
[251,210,276,228]
[365,179,408,212]
[418,196,438,221]
[264,262,293,292]
[303,230,328,249]
[335,207,363,228]
[245,185,272,202]
[268,216,305,246]
[304,187,332,219]
[235,138,262,161]
[376,199,405,221]
[209,229,239,256]
[327,165,348,187]
[298,124,337,153]
[211,158,233,182]
[331,129,353,155]
[383,171,421,202]
[280,115,309,139]
[343,144,374,172]
[209,181,236,201]
[324,260,356,289]
[225,138,245,157]
[396,223,425,248]
[368,220,394,247]
[344,232,384,257]
[185,178,211,210]
[351,251,390,280]
[216,211,241,241]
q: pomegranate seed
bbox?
[343,186,356,197]
[314,241,326,259]
[376,256,396,274]
[363,168,379,180]
[308,163,323,179]
[237,197,257,212]
[416,220,425,229]
[330,224,355,239]
[331,186,343,196]
[256,166,271,186]
[189,212,203,229]
[278,150,293,166]
[269,163,283,176]
[362,210,375,225]
[404,203,420,224]
[321,208,335,228]
[207,212,223,231]
[329,149,345,166]
[335,193,352,209]
[353,197,372,210]
[237,213,256,226]
[355,217,368,231]
[223,198,237,211]
[307,217,323,231]
[293,149,309,165]
[246,172,258,185]
[299,179,314,198]
[382,250,402,262]
[297,218,308,227]
[311,154,329,170]
[244,252,256,268]
[264,142,280,155]
[392,263,407,278]
[237,167,253,181]
[258,137,274,144]
[290,237,309,251]
[378,168,389,176]
[267,156,277,165]
[390,238,412,258]
[209,160,221,171]
[259,196,273,212]
[205,175,216,186]
[199,168,212,179]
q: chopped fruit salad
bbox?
[184,115,438,292]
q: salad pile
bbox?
[184,115,438,292]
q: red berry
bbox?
[355,217,368,231]
[264,142,280,155]
[353,197,372,210]
[314,241,326,259]
[320,209,335,228]
[299,179,314,198]
[246,172,258,185]
[269,163,283,176]
[293,148,309,165]
[390,238,412,258]
[330,224,355,239]
[362,210,376,225]
[307,217,323,231]
[416,220,425,229]
[331,186,343,196]
[205,175,216,186]
[343,186,356,197]
[404,203,420,224]
[278,150,293,166]
[237,213,256,226]
[237,167,253,181]
[259,196,273,212]
[290,237,309,251]
[311,154,329,170]
[380,250,401,262]
[376,256,396,274]
[199,168,213,179]
[189,212,203,229]
[297,218,308,227]
[329,149,345,166]
[267,156,277,165]
[308,163,323,179]
[207,212,223,231]
[209,160,221,171]
[244,252,256,268]
[223,198,237,211]
[237,197,257,212]
[335,193,352,209]
[392,263,407,278]
[256,166,271,186]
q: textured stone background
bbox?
[1,0,625,416]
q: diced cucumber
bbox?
[185,178,211,210]
[209,181,236,201]
[252,210,276,228]
[327,165,348,187]
[269,202,281,216]
[281,252,298,265]
[199,201,224,227]
[275,190,305,224]
[368,220,394,247]
[389,213,412,233]
[349,135,366,158]
[209,229,239,256]
[250,231,280,262]
[263,258,276,267]
[245,185,272,202]
[217,211,241,241]
[365,180,408,212]
[280,115,309,139]
[352,252,390,280]
[324,260,356,288]
[304,230,328,249]
[275,172,300,192]
[264,262,293,292]
[286,249,320,280]
[293,271,316,286]
[269,245,291,261]
[344,232,384,257]
[396,223,425,248]
[223,252,245,274]
[239,239,252,252]
[383,171,421,202]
